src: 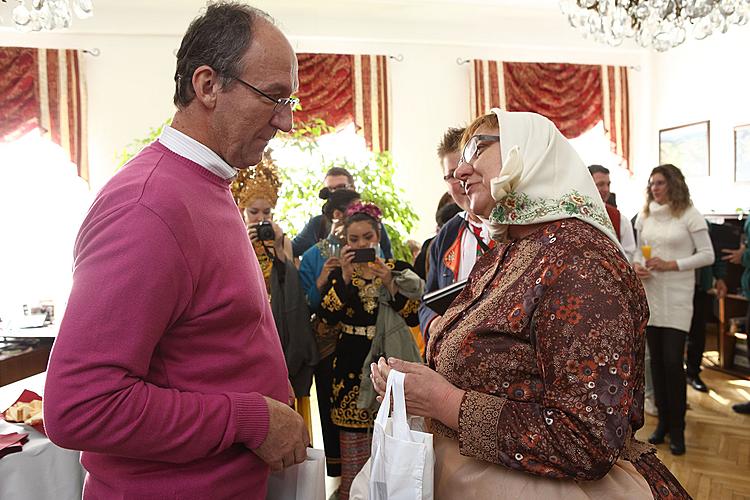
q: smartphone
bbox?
[350,247,376,263]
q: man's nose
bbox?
[271,106,294,133]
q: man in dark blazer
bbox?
[418,127,493,341]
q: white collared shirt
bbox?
[158,125,237,180]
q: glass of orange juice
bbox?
[641,242,652,260]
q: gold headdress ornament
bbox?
[231,149,281,208]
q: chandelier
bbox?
[3,0,93,31]
[560,0,750,51]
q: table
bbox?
[0,372,86,500]
[0,325,57,387]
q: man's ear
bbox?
[191,65,222,109]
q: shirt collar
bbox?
[158,125,237,180]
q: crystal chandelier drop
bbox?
[6,0,94,31]
[559,0,750,51]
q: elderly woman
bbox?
[633,164,714,455]
[371,110,689,498]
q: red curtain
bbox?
[294,53,390,152]
[294,53,355,129]
[0,47,88,181]
[503,63,602,139]
[0,48,39,141]
[470,60,630,171]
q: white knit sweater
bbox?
[634,202,714,332]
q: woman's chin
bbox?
[470,197,494,219]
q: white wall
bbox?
[648,29,750,216]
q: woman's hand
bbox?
[247,225,259,243]
[646,256,678,272]
[270,220,284,246]
[316,257,341,290]
[633,262,652,279]
[369,258,396,294]
[722,245,746,265]
[370,357,465,430]
[340,245,355,284]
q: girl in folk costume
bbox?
[231,152,319,437]
[318,201,422,500]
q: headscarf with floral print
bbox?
[477,108,623,254]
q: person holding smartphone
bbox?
[317,201,421,500]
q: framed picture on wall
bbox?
[735,124,750,182]
[658,121,710,177]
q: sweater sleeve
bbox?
[676,228,714,271]
[44,203,268,463]
[457,255,641,480]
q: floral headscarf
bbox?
[477,108,622,253]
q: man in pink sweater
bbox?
[43,3,309,498]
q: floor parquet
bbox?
[635,367,750,500]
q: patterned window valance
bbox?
[470,61,629,172]
[0,47,88,181]
[294,53,390,152]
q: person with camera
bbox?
[233,154,319,441]
[317,201,422,500]
[297,188,360,485]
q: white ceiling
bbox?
[0,0,643,61]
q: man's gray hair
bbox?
[173,2,274,108]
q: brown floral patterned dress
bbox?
[427,219,690,499]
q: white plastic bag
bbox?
[366,369,434,500]
[266,447,326,500]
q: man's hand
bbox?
[715,278,728,299]
[722,245,746,265]
[252,397,309,471]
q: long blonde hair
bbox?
[643,163,692,218]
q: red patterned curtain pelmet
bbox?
[294,53,390,152]
[0,47,88,181]
[470,60,630,171]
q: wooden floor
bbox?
[635,366,750,500]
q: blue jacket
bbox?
[418,213,465,336]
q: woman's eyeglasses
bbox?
[459,134,500,166]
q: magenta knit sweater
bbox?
[44,141,288,499]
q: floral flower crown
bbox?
[345,201,382,222]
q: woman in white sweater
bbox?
[633,164,714,455]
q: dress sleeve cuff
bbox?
[457,390,506,462]
[229,392,270,449]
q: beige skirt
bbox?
[434,436,653,500]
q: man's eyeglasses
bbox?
[234,77,299,114]
[459,134,500,166]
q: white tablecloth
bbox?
[0,372,85,500]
